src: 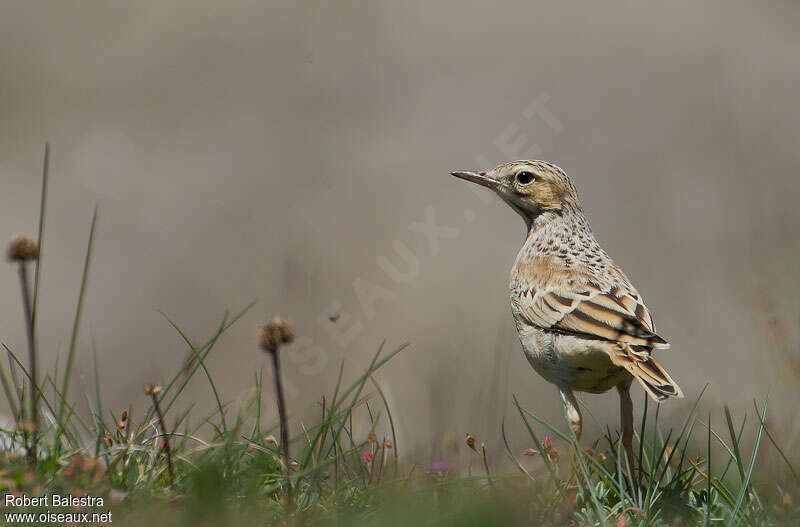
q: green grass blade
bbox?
[6,348,22,407]
[302,372,351,469]
[500,417,535,482]
[699,414,746,485]
[645,428,673,506]
[515,404,571,443]
[512,395,566,501]
[318,342,408,463]
[0,359,20,427]
[729,396,768,525]
[651,384,707,491]
[32,142,49,331]
[724,405,746,484]
[4,344,59,431]
[159,310,227,434]
[369,375,398,464]
[90,332,104,454]
[46,376,92,438]
[154,300,255,421]
[565,411,607,520]
[57,206,97,441]
[752,399,798,484]
[637,392,648,491]
[323,341,387,460]
[250,369,263,441]
[705,412,711,527]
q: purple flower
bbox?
[428,460,451,475]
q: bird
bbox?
[451,160,682,464]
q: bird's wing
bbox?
[515,277,669,349]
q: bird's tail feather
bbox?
[610,344,684,402]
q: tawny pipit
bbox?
[452,160,682,463]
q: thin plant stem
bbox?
[57,207,97,445]
[149,391,175,484]
[269,349,293,509]
[480,442,494,488]
[18,263,38,464]
[32,142,49,331]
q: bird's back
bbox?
[508,210,682,400]
[509,212,647,334]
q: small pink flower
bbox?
[566,492,577,508]
[523,448,539,456]
[363,451,373,463]
[428,460,451,475]
[542,435,552,452]
[584,447,595,457]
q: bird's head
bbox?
[451,160,580,227]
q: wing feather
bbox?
[608,344,684,401]
[518,277,668,349]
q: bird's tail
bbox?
[610,344,684,402]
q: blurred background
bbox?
[1,1,798,465]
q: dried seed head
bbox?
[259,317,295,353]
[143,384,163,396]
[465,433,476,451]
[265,435,278,445]
[7,236,39,262]
[566,492,578,508]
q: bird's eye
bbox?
[516,171,535,185]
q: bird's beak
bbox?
[450,170,500,190]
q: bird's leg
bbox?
[559,386,582,441]
[558,385,583,483]
[617,380,635,474]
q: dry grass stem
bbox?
[8,235,40,464]
[144,384,174,483]
[259,317,295,510]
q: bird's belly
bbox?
[518,327,630,393]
